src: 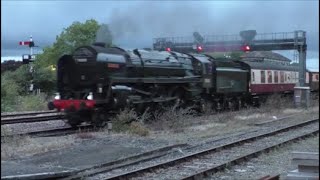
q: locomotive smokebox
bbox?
[93,42,106,47]
[240,30,257,44]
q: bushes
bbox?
[110,106,196,136]
[150,106,196,131]
[1,94,48,113]
[1,64,52,112]
[1,72,21,112]
[111,109,150,136]
[1,70,48,112]
[263,94,294,112]
[110,106,196,135]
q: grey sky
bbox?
[1,0,319,68]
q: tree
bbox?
[36,19,101,67]
[32,19,113,93]
[1,60,23,73]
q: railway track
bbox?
[1,143,189,180]
[1,111,65,125]
[1,110,57,118]
[58,118,318,180]
[1,125,93,138]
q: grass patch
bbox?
[15,94,48,111]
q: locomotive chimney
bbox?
[93,42,106,47]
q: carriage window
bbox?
[280,71,284,83]
[261,70,266,83]
[274,71,278,83]
[252,72,255,82]
[267,71,272,83]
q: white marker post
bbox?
[30,35,33,56]
[29,35,34,93]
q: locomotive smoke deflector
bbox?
[133,49,145,68]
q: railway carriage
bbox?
[244,60,299,95]
[306,70,319,92]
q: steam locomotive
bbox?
[48,42,251,127]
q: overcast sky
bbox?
[1,0,319,69]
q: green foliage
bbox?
[1,72,20,98]
[15,94,48,112]
[33,66,56,93]
[35,19,101,68]
[3,66,31,95]
[1,72,21,112]
[32,19,113,93]
[1,19,113,112]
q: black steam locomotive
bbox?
[48,42,251,127]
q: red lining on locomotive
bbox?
[53,99,96,111]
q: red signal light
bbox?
[242,45,250,52]
[166,47,171,52]
[197,45,203,51]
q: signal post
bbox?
[19,36,37,94]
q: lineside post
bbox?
[294,31,310,108]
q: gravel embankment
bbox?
[88,120,319,179]
[208,134,319,180]
[1,105,318,168]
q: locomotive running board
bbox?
[131,97,178,104]
[110,76,202,84]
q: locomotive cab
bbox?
[187,53,214,89]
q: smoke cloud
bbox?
[106,1,318,51]
[95,24,113,46]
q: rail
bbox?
[1,112,65,125]
[61,118,319,179]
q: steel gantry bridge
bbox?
[153,30,307,87]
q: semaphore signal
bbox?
[19,36,36,64]
[19,35,37,93]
